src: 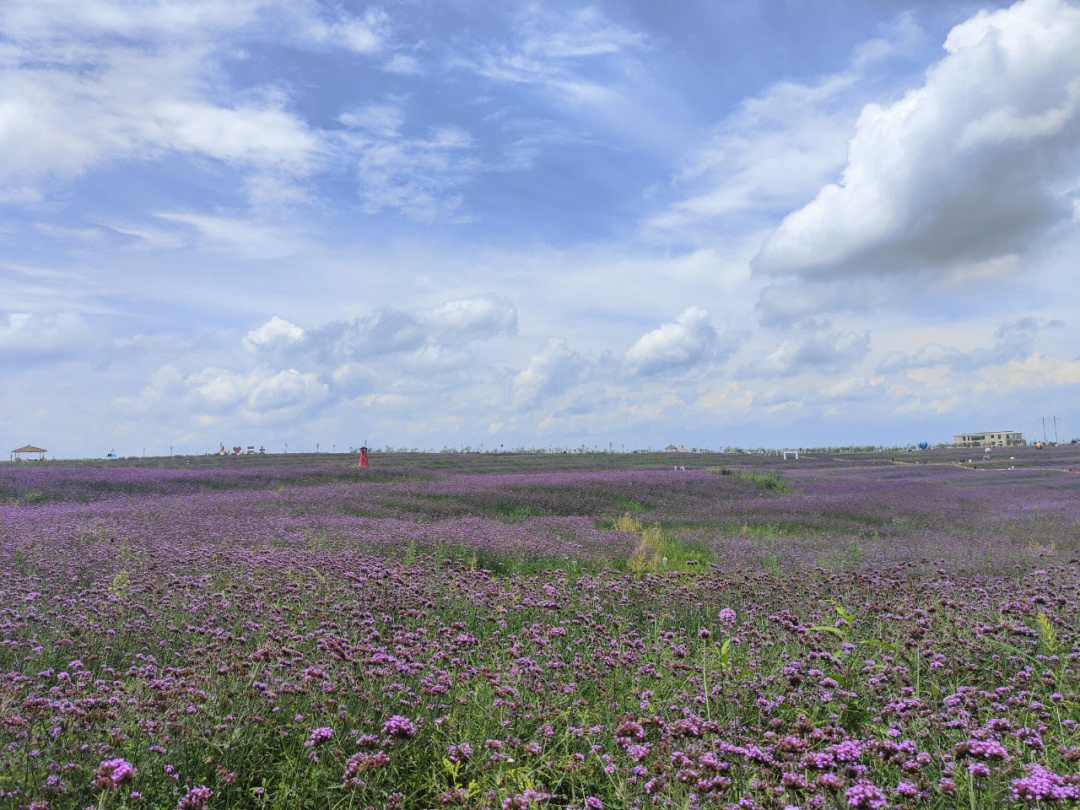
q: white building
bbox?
[953,430,1024,448]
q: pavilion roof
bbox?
[12,445,46,453]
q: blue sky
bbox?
[3,0,1080,456]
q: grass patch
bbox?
[616,496,652,512]
[614,513,713,574]
[719,468,794,492]
[425,541,616,578]
[480,500,543,518]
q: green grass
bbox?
[614,513,714,574]
[719,468,794,492]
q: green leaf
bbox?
[859,640,896,652]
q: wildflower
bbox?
[306,727,334,747]
[382,715,418,739]
[895,781,917,797]
[955,738,1009,761]
[719,608,737,625]
[845,781,888,809]
[1011,764,1079,803]
[93,759,135,791]
[176,786,212,810]
[355,733,379,748]
[585,798,603,810]
[968,761,990,778]
[343,751,390,788]
[448,743,472,763]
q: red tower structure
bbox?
[358,446,369,468]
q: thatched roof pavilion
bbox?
[11,445,46,461]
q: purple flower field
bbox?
[2,448,1080,809]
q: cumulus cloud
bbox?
[330,361,376,394]
[975,353,1080,392]
[624,307,722,375]
[112,365,187,415]
[649,11,922,238]
[876,317,1059,374]
[429,295,517,341]
[754,0,1080,279]
[186,366,328,417]
[295,295,517,363]
[758,329,870,377]
[648,74,857,234]
[126,295,518,428]
[513,339,587,408]
[0,311,98,356]
[311,310,428,362]
[242,316,305,353]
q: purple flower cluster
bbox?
[383,715,419,739]
[92,758,135,791]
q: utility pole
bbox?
[1042,418,1048,442]
[1053,416,1059,443]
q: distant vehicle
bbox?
[1072,438,1080,444]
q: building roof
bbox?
[664,443,678,450]
[12,445,46,453]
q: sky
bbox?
[2,0,1080,457]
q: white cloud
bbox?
[876,317,1055,374]
[0,1,387,54]
[0,310,97,356]
[113,364,186,415]
[513,339,587,408]
[648,74,857,234]
[339,102,479,220]
[976,353,1080,392]
[104,222,187,250]
[455,5,652,121]
[382,53,423,75]
[757,329,869,377]
[301,6,388,54]
[243,316,305,353]
[311,310,427,361]
[648,11,923,238]
[246,368,328,411]
[754,0,1080,279]
[330,361,376,393]
[185,366,328,417]
[520,7,648,59]
[624,307,722,375]
[154,211,308,259]
[0,0,379,199]
[429,295,517,341]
